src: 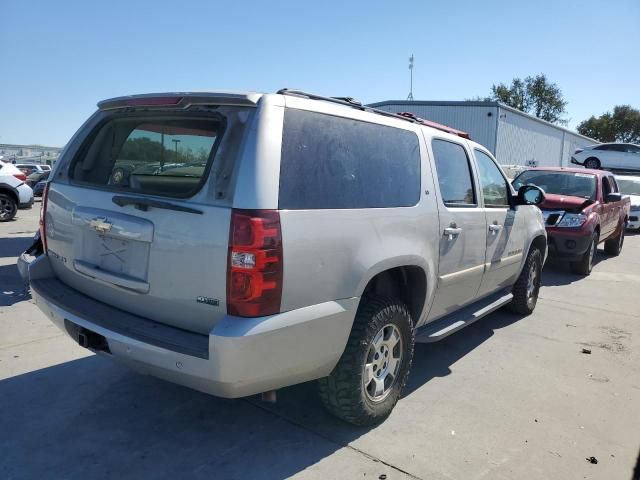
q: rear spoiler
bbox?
[98,92,262,110]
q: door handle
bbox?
[489,223,503,232]
[443,226,462,240]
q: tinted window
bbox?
[70,116,223,198]
[279,109,421,209]
[594,145,609,151]
[608,176,618,193]
[513,171,597,200]
[474,149,509,207]
[432,139,475,206]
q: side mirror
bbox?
[517,184,545,205]
[605,192,622,203]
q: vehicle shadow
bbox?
[0,308,532,479]
[0,237,32,306]
[0,236,32,258]
[0,356,354,480]
[539,252,605,287]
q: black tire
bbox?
[571,233,598,275]
[509,248,543,315]
[318,295,414,426]
[584,157,600,169]
[0,193,18,222]
[604,223,625,256]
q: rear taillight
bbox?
[227,209,283,317]
[40,183,50,253]
[13,173,27,182]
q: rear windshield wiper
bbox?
[112,195,203,214]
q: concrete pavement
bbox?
[1,204,639,479]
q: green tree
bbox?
[489,74,568,125]
[577,105,640,144]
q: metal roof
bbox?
[369,100,599,144]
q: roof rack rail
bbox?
[276,88,471,139]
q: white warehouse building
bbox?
[368,100,598,168]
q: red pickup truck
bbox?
[512,167,630,275]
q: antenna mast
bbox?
[407,54,414,101]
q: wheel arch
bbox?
[0,184,19,204]
[357,261,431,327]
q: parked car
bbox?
[616,174,640,230]
[513,167,630,274]
[0,160,34,221]
[32,173,50,197]
[18,90,547,425]
[15,163,48,176]
[26,169,50,187]
[571,143,640,171]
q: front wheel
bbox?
[509,248,543,315]
[318,295,414,426]
[571,233,598,275]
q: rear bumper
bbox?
[25,255,357,398]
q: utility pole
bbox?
[407,54,414,101]
[172,139,181,162]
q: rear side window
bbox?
[70,115,224,198]
[279,109,421,209]
[432,139,476,207]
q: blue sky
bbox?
[1,0,639,146]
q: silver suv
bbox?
[19,90,547,425]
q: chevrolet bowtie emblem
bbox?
[89,217,113,234]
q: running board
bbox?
[415,291,513,343]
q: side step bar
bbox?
[415,291,514,343]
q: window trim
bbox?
[473,148,511,208]
[431,137,478,209]
[68,111,227,200]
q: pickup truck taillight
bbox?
[39,183,50,253]
[13,173,27,182]
[227,209,283,317]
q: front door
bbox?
[427,138,487,321]
[473,149,525,297]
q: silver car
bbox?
[19,90,547,425]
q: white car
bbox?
[0,160,34,221]
[571,143,640,171]
[616,174,640,230]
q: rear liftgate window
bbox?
[279,109,421,209]
[70,116,224,198]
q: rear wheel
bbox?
[509,248,542,315]
[571,233,598,275]
[584,157,600,169]
[318,295,414,426]
[0,193,17,222]
[604,223,625,256]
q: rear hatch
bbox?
[44,94,257,334]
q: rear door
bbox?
[45,105,252,334]
[427,138,487,321]
[473,148,525,297]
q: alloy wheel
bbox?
[363,324,403,402]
